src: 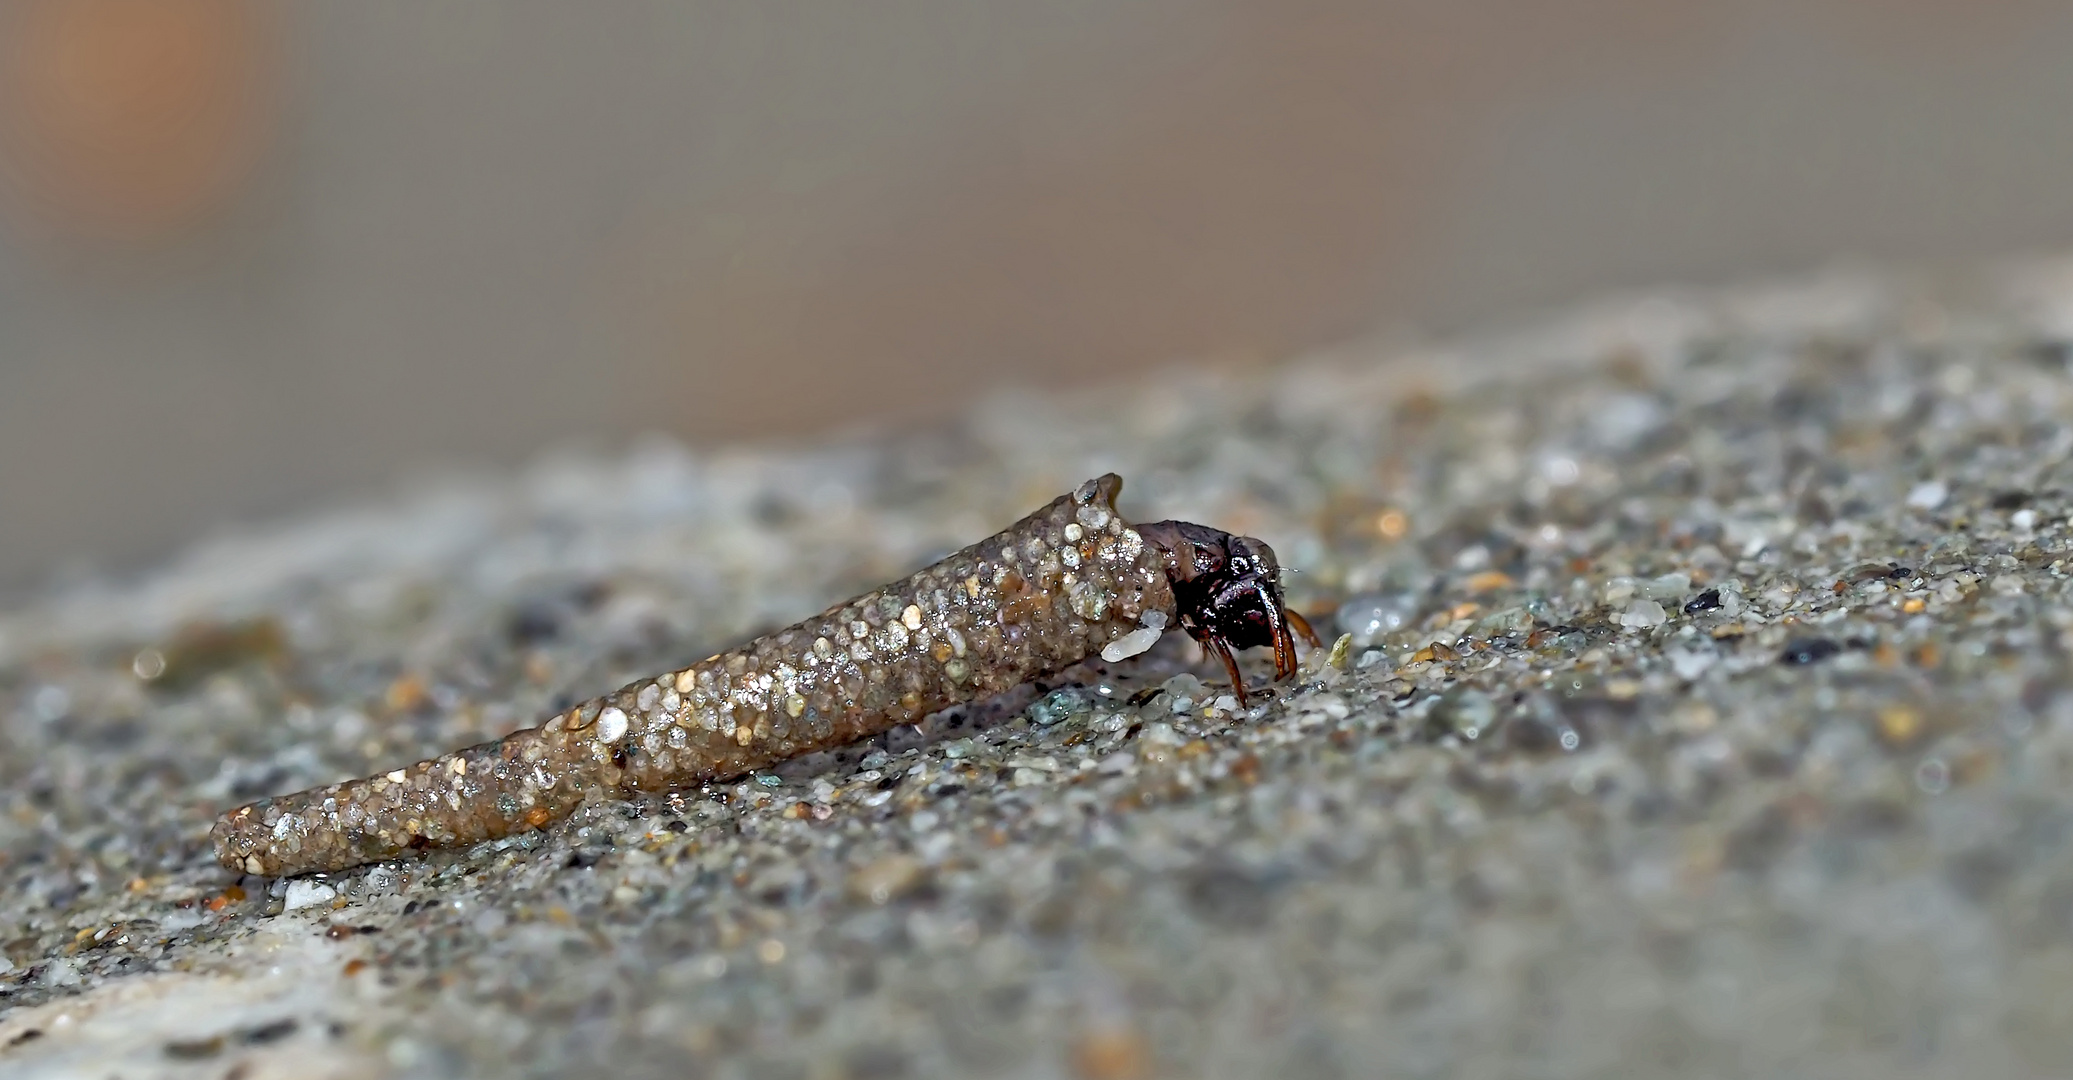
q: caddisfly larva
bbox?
[212,475,1315,877]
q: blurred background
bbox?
[5,0,2073,595]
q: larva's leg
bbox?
[1202,635,1250,707]
[1271,615,1294,681]
[1271,605,1320,681]
[1287,609,1320,648]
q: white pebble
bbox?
[1102,625,1162,663]
[1637,573,1691,599]
[1906,480,1948,510]
[283,880,336,911]
[1619,599,1668,629]
[1669,649,1714,681]
[596,706,629,743]
[1592,392,1665,449]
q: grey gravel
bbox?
[8,265,2073,1078]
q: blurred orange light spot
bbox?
[0,0,272,244]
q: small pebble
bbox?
[1637,573,1691,599]
[1778,638,1842,665]
[1683,588,1723,614]
[283,881,337,912]
[1620,599,1668,629]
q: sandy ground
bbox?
[7,263,2073,1077]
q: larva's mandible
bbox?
[212,475,1311,877]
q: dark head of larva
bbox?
[1136,520,1318,700]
